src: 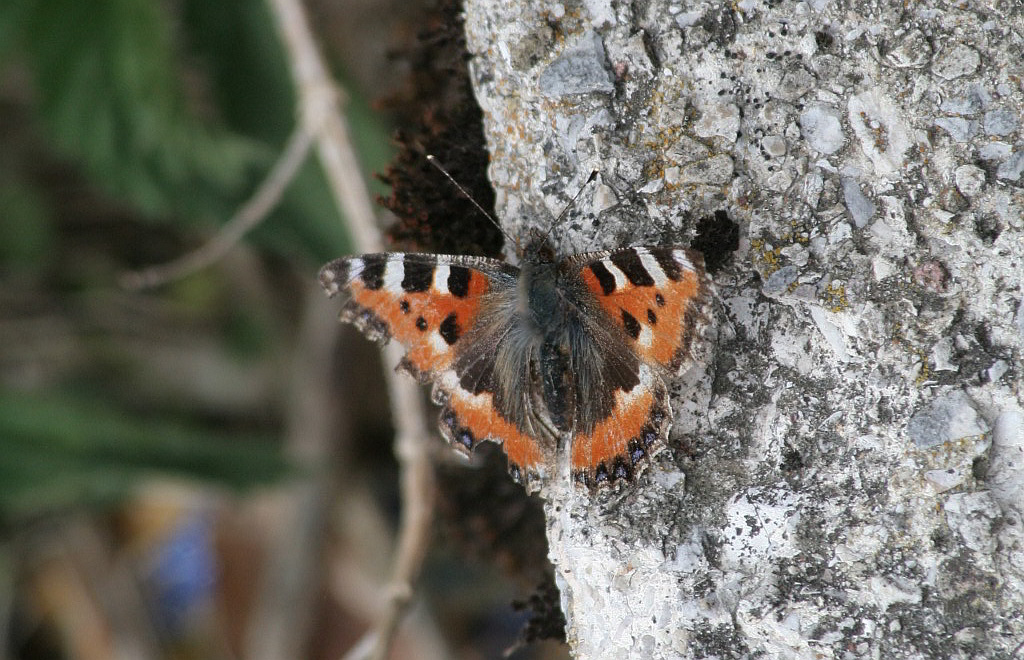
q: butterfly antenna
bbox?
[548,170,599,233]
[425,155,517,248]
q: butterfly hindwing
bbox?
[569,363,671,485]
[434,372,550,484]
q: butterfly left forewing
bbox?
[319,253,551,487]
[320,253,512,378]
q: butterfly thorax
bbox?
[516,234,586,435]
[518,236,565,334]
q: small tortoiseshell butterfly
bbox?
[320,226,712,493]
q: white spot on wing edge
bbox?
[670,249,699,274]
[344,258,364,280]
[382,255,407,295]
[439,370,491,411]
[604,260,628,291]
[620,363,656,406]
[637,323,654,349]
[636,250,668,286]
[428,330,451,355]
[320,261,343,294]
[433,263,451,295]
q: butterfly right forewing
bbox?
[575,246,712,372]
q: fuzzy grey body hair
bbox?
[452,234,641,446]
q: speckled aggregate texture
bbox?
[463,1,1023,658]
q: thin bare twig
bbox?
[341,633,378,660]
[262,1,437,660]
[120,125,315,291]
[243,282,341,660]
[366,370,434,660]
[265,0,380,251]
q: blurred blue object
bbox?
[148,510,217,637]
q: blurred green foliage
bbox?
[4,0,262,219]
[0,181,53,271]
[0,0,392,262]
[0,390,291,527]
[0,0,393,526]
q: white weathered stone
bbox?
[932,44,980,80]
[460,0,1024,656]
[841,177,875,227]
[954,164,986,197]
[694,102,741,142]
[799,105,845,155]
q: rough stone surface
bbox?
[998,150,1024,182]
[799,105,845,155]
[984,107,1019,136]
[932,44,981,80]
[954,164,986,198]
[935,116,979,143]
[538,30,615,97]
[463,0,1024,657]
[906,390,990,448]
[841,177,876,228]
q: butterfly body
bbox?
[320,230,712,492]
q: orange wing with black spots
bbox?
[319,253,514,379]
[321,240,714,492]
[568,362,672,484]
[319,253,551,481]
[577,247,712,372]
[568,247,713,485]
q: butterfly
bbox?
[319,228,712,493]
